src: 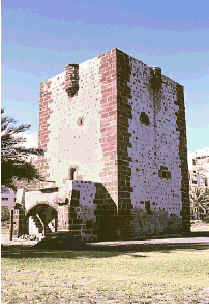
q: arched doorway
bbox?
[26,204,58,237]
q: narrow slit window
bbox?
[69,168,77,180]
[145,201,151,214]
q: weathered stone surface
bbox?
[15,48,190,241]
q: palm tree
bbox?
[1,109,43,189]
[190,187,209,221]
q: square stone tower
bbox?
[33,48,190,239]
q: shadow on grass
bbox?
[1,240,209,259]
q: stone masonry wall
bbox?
[39,55,118,197]
[128,59,182,215]
[98,49,118,206]
[176,84,190,231]
[38,51,119,213]
[33,48,189,240]
[116,50,189,236]
[116,50,133,238]
[41,58,103,186]
[23,180,115,241]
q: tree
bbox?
[1,109,43,189]
[190,187,209,221]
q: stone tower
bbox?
[18,49,190,240]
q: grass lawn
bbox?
[2,247,209,304]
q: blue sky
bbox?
[2,0,209,151]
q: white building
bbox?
[1,187,16,210]
[188,147,209,191]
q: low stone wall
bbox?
[15,180,184,242]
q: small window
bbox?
[140,112,150,126]
[161,171,168,178]
[2,198,8,201]
[158,166,171,179]
[145,201,152,215]
[77,116,84,126]
[192,159,196,166]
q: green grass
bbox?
[2,248,209,304]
